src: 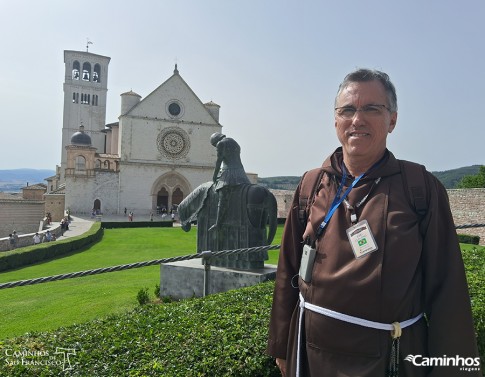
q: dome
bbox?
[120,90,141,98]
[71,126,92,146]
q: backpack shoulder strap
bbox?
[398,160,429,217]
[298,168,325,226]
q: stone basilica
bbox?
[44,49,235,220]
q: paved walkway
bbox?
[54,216,95,239]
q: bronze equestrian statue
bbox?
[178,133,277,269]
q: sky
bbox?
[0,0,484,177]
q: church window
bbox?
[72,92,79,103]
[75,156,86,171]
[166,100,184,119]
[93,64,101,82]
[81,93,91,105]
[92,95,98,106]
[168,102,181,116]
[72,61,80,80]
[156,127,190,159]
[82,62,91,81]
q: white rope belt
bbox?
[296,293,423,377]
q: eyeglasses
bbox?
[335,104,391,120]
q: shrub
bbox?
[137,287,150,306]
[0,282,280,377]
[462,247,485,366]
[458,234,481,245]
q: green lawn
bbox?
[4,224,477,342]
[0,226,283,339]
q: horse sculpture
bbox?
[178,182,278,269]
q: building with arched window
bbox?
[45,49,251,218]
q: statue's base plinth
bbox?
[159,259,277,300]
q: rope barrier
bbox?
[455,223,485,229]
[0,244,280,290]
[1,222,483,291]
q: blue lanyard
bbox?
[316,168,364,237]
[315,155,387,238]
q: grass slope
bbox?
[0,227,283,339]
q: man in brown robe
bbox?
[267,69,481,376]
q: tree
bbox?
[457,165,485,188]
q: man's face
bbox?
[335,80,397,164]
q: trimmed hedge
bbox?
[0,282,280,377]
[462,247,485,367]
[458,233,481,245]
[0,247,482,376]
[101,221,173,229]
[0,223,103,273]
[0,261,483,377]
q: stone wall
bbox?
[270,189,294,219]
[271,188,485,246]
[0,200,45,237]
[447,188,485,245]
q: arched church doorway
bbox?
[172,188,184,207]
[157,188,169,211]
[151,172,191,214]
[93,199,101,214]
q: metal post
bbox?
[200,251,213,297]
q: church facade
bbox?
[47,50,226,217]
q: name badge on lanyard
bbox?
[346,219,378,258]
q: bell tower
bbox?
[60,49,110,181]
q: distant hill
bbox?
[431,165,481,189]
[258,165,482,190]
[0,169,55,192]
[0,166,480,193]
[258,176,301,191]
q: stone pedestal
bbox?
[160,259,277,300]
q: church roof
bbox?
[105,122,119,129]
[121,90,141,97]
[22,183,47,190]
[45,183,65,195]
[204,101,220,107]
[122,66,221,125]
[71,126,92,146]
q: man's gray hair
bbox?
[335,69,398,112]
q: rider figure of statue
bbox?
[209,132,251,232]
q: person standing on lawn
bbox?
[267,68,480,377]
